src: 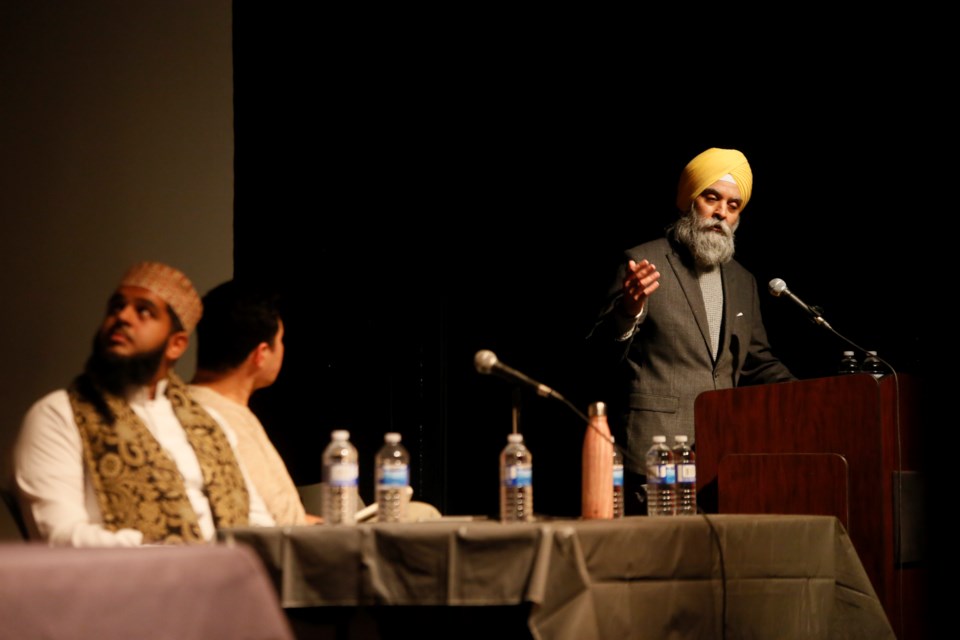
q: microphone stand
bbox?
[474,350,609,442]
[511,387,520,435]
[805,305,896,375]
[507,382,610,443]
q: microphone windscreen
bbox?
[768,278,787,297]
[474,350,498,374]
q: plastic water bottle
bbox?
[612,437,625,519]
[321,429,359,525]
[645,435,676,516]
[673,435,697,516]
[837,350,859,375]
[500,433,533,522]
[861,351,886,378]
[375,432,410,523]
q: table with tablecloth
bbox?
[220,514,894,639]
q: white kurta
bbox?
[189,385,307,526]
[14,380,275,547]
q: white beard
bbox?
[670,207,737,270]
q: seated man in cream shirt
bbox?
[14,262,275,546]
[189,280,318,525]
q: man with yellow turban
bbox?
[587,148,795,515]
[13,262,276,545]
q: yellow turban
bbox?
[675,148,753,213]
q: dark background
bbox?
[232,10,937,521]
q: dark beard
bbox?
[85,332,167,396]
[669,207,737,270]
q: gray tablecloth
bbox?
[219,514,894,640]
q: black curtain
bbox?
[232,7,933,519]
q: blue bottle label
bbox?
[613,464,624,487]
[378,465,409,487]
[503,463,532,487]
[651,463,676,484]
[325,463,359,487]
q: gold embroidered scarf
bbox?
[68,372,249,544]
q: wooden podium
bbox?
[694,373,925,637]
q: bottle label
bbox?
[378,465,409,487]
[678,463,696,482]
[503,463,532,488]
[326,462,359,487]
[650,463,676,484]
[613,464,624,487]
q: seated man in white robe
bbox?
[14,262,275,546]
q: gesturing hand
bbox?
[620,259,660,318]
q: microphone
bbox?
[474,350,562,400]
[768,278,832,329]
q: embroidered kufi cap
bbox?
[676,148,753,213]
[119,262,203,334]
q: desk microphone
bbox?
[768,278,832,329]
[474,350,561,399]
[768,278,900,376]
[473,349,601,440]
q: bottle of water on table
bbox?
[322,429,359,525]
[612,436,625,519]
[837,350,859,375]
[500,433,533,523]
[375,432,410,523]
[645,435,676,516]
[672,435,697,515]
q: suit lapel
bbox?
[665,250,713,359]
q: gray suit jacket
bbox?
[588,237,794,473]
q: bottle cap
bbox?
[653,435,666,443]
[843,351,854,357]
[331,429,350,441]
[675,435,688,443]
[384,432,401,444]
[508,433,523,443]
[588,402,607,417]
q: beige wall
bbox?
[0,2,234,483]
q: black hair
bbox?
[195,280,282,372]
